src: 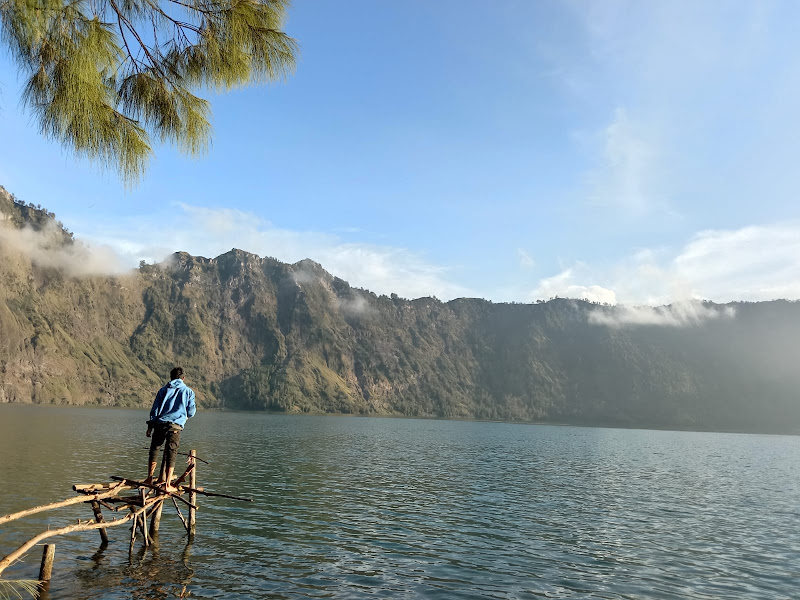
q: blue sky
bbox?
[2,1,800,304]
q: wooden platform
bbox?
[0,449,251,584]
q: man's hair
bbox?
[170,367,184,380]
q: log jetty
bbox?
[0,450,252,592]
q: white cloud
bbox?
[75,204,472,301]
[615,223,800,303]
[552,2,786,224]
[29,199,800,310]
[0,216,129,277]
[563,2,772,105]
[290,265,319,285]
[336,292,376,318]
[673,225,800,301]
[532,267,617,304]
[588,300,736,328]
[517,248,535,269]
[585,107,666,216]
[532,221,800,311]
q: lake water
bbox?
[0,405,799,599]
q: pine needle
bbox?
[0,0,297,184]
[0,580,43,600]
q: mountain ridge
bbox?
[1,186,799,434]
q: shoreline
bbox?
[1,400,797,437]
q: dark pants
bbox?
[149,423,182,474]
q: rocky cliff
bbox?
[2,187,799,433]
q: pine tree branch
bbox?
[144,0,203,38]
[116,16,141,73]
[108,0,163,74]
[165,0,220,15]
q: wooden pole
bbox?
[109,477,197,509]
[143,504,165,543]
[140,448,210,465]
[188,450,197,537]
[129,511,137,554]
[174,463,195,486]
[171,497,190,533]
[178,485,253,502]
[38,544,55,582]
[0,508,144,576]
[0,483,127,526]
[90,501,109,545]
[149,501,164,537]
[73,482,133,493]
[139,490,149,547]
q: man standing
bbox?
[145,367,196,492]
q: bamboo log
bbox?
[73,482,133,494]
[129,511,137,553]
[98,499,119,512]
[141,497,163,547]
[90,501,109,545]
[126,497,162,554]
[139,490,149,547]
[115,495,158,507]
[0,483,126,526]
[137,516,148,548]
[183,451,209,465]
[179,486,253,502]
[139,488,150,548]
[174,463,195,486]
[188,450,197,537]
[0,508,143,576]
[141,448,210,465]
[109,477,197,510]
[171,497,189,533]
[99,497,148,509]
[38,544,55,581]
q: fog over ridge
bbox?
[0,213,130,277]
[588,300,737,328]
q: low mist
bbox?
[0,216,130,277]
[337,292,376,318]
[588,300,736,327]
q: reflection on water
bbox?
[73,538,193,600]
[1,405,799,599]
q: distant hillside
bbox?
[1,186,799,433]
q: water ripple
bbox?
[1,407,799,599]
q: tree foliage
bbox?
[0,579,42,600]
[0,0,297,182]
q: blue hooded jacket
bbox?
[149,379,196,428]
